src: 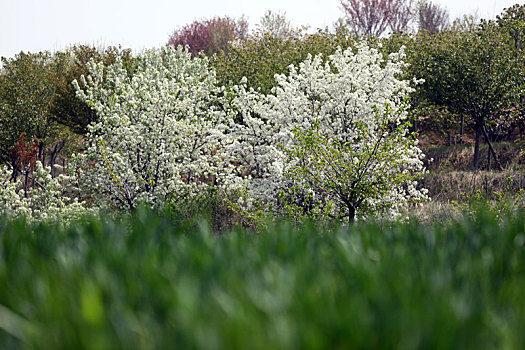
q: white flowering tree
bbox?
[232,42,428,221]
[0,165,28,218]
[0,162,90,222]
[73,45,240,210]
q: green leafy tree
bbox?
[0,52,61,171]
[0,47,132,179]
[410,22,524,170]
[51,45,136,135]
[495,5,525,139]
[496,4,525,50]
[212,30,356,94]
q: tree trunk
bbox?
[460,115,464,145]
[473,123,482,171]
[48,141,65,175]
[481,123,503,171]
[38,140,45,166]
[347,203,356,222]
[487,148,491,170]
[24,171,30,195]
[10,160,19,182]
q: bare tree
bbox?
[452,13,480,32]
[389,0,416,32]
[255,10,297,39]
[168,16,248,57]
[417,0,449,34]
[340,0,416,36]
[340,0,392,36]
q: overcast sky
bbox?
[0,0,522,59]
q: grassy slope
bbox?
[420,143,525,204]
[0,208,524,349]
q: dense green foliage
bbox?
[0,46,135,171]
[0,208,524,348]
[409,21,524,170]
[51,45,136,135]
[0,52,60,167]
[211,29,356,94]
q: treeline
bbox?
[1,4,524,184]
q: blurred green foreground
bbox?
[0,207,524,349]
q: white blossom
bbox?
[72,45,242,210]
[232,42,428,220]
[0,162,94,223]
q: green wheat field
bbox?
[1,206,524,349]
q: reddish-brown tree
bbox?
[8,132,40,190]
[9,133,39,173]
[168,16,248,57]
